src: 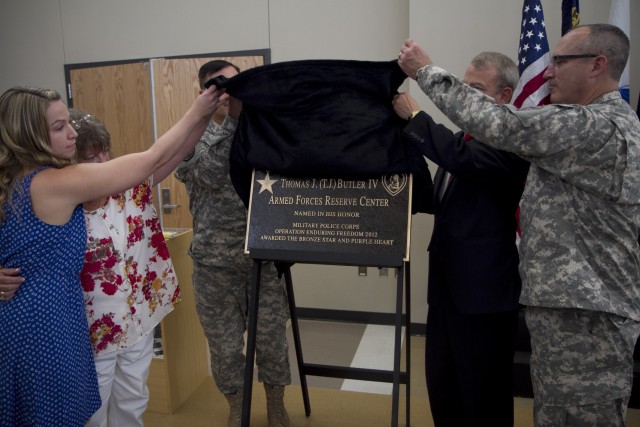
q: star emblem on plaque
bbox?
[256,171,279,194]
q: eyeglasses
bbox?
[550,54,598,67]
[70,114,91,130]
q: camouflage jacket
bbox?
[174,117,248,266]
[417,65,640,320]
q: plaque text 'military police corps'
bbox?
[245,170,412,266]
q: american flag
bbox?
[512,0,551,108]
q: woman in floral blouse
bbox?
[70,110,181,427]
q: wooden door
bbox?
[67,53,267,230]
[68,62,159,209]
[151,55,265,229]
[68,63,154,160]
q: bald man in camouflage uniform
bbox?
[398,24,640,426]
[175,60,291,427]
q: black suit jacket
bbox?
[404,111,529,314]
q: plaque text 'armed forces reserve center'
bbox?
[245,170,412,266]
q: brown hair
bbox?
[68,109,111,161]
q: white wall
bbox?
[0,1,66,95]
[0,0,634,325]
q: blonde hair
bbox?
[0,86,75,222]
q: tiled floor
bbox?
[289,321,419,397]
[143,319,640,426]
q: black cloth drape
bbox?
[214,59,433,213]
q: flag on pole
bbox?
[561,0,580,35]
[513,0,551,109]
[609,0,630,103]
[513,1,551,244]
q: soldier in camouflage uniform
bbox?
[175,60,291,427]
[398,24,640,426]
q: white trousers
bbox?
[86,332,154,427]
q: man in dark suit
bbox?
[393,51,529,426]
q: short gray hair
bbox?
[576,24,629,81]
[471,52,519,92]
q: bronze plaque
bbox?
[245,170,412,266]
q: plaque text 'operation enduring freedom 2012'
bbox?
[245,170,412,266]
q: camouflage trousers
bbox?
[192,259,291,394]
[526,306,640,426]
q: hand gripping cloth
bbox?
[214,59,432,212]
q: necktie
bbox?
[439,171,454,200]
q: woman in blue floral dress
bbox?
[0,85,220,426]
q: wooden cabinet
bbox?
[146,229,210,414]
